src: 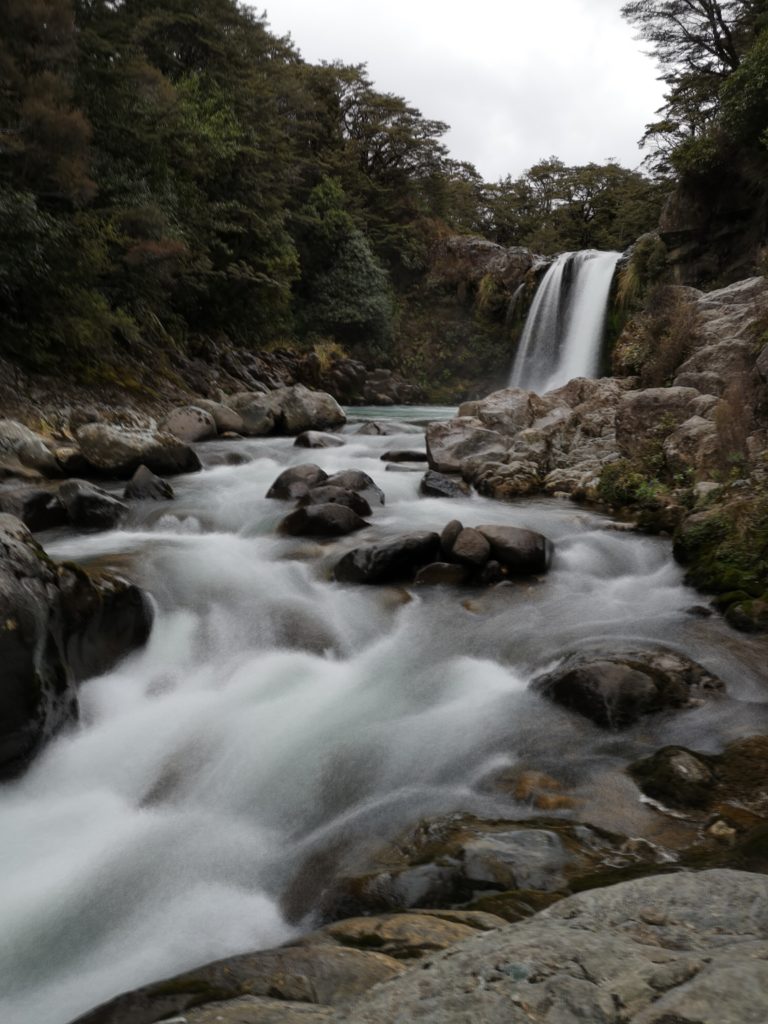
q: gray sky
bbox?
[257,0,666,181]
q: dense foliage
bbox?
[0,0,662,387]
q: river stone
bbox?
[475,524,552,574]
[76,423,201,478]
[532,648,725,730]
[334,533,440,584]
[450,527,491,568]
[59,480,128,531]
[297,912,479,960]
[279,504,369,538]
[161,405,217,443]
[70,945,405,1024]
[323,470,385,506]
[381,450,427,463]
[123,465,174,502]
[336,870,768,1024]
[426,418,508,474]
[189,399,243,434]
[0,419,59,478]
[414,562,470,586]
[0,485,68,531]
[420,470,470,498]
[294,431,345,449]
[267,465,329,500]
[298,487,372,518]
[0,515,152,777]
[440,519,463,557]
[229,394,276,436]
[629,746,718,809]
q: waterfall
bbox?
[509,250,621,394]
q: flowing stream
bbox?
[510,250,622,392]
[2,408,768,1024]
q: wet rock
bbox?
[279,504,369,538]
[334,533,440,584]
[451,528,491,568]
[458,387,538,434]
[76,423,201,478]
[475,524,552,574]
[298,487,372,518]
[420,470,470,498]
[189,399,243,434]
[161,405,217,443]
[324,470,385,507]
[0,515,151,778]
[0,486,67,531]
[381,450,427,463]
[55,446,90,477]
[297,912,480,961]
[267,465,329,500]
[354,420,421,436]
[228,393,276,436]
[426,418,508,474]
[440,519,463,557]
[247,385,346,435]
[0,419,59,478]
[414,562,470,586]
[532,648,725,730]
[629,746,718,810]
[123,465,174,502]
[71,945,404,1024]
[294,431,345,449]
[338,870,768,1024]
[59,480,128,531]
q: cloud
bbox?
[257,0,666,179]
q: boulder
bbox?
[440,519,463,557]
[228,393,275,436]
[0,419,59,478]
[188,399,243,434]
[420,471,470,498]
[0,515,152,777]
[267,465,329,500]
[381,450,427,463]
[161,405,217,443]
[58,480,128,531]
[662,415,720,478]
[297,487,372,518]
[0,486,67,531]
[458,387,537,434]
[76,423,201,478]
[414,562,471,586]
[54,446,90,477]
[628,746,718,809]
[615,386,703,459]
[123,466,174,502]
[255,385,346,435]
[299,912,480,961]
[334,533,440,584]
[426,418,508,474]
[279,504,369,538]
[451,528,491,568]
[324,470,385,507]
[532,648,725,729]
[294,431,345,449]
[475,525,552,574]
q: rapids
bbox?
[1,407,768,1024]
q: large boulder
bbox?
[324,470,385,507]
[123,465,174,502]
[58,480,128,531]
[426,419,508,475]
[334,533,440,584]
[279,504,369,538]
[458,387,539,434]
[298,486,372,518]
[0,485,68,531]
[294,431,345,449]
[532,647,725,729]
[188,399,243,434]
[662,415,720,478]
[615,386,704,459]
[76,423,201,478]
[227,393,276,436]
[248,385,347,435]
[475,525,552,575]
[266,465,329,500]
[0,515,152,777]
[0,419,59,479]
[161,405,217,443]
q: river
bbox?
[2,407,768,1024]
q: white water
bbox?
[1,411,768,1024]
[510,250,621,393]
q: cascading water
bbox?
[510,250,621,394]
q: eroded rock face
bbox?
[615,386,705,459]
[0,515,152,777]
[531,647,725,729]
[76,423,201,479]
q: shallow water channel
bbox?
[2,407,768,1024]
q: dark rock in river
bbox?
[0,515,152,778]
[298,486,372,518]
[532,647,725,730]
[476,524,552,575]
[334,533,440,584]
[267,464,329,500]
[440,519,463,557]
[279,504,369,538]
[420,470,470,498]
[324,470,385,506]
[381,450,427,463]
[629,745,718,809]
[123,465,174,502]
[0,485,68,531]
[414,562,471,586]
[76,423,201,478]
[59,480,128,531]
[451,527,491,568]
[294,431,345,449]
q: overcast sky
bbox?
[256,0,666,181]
